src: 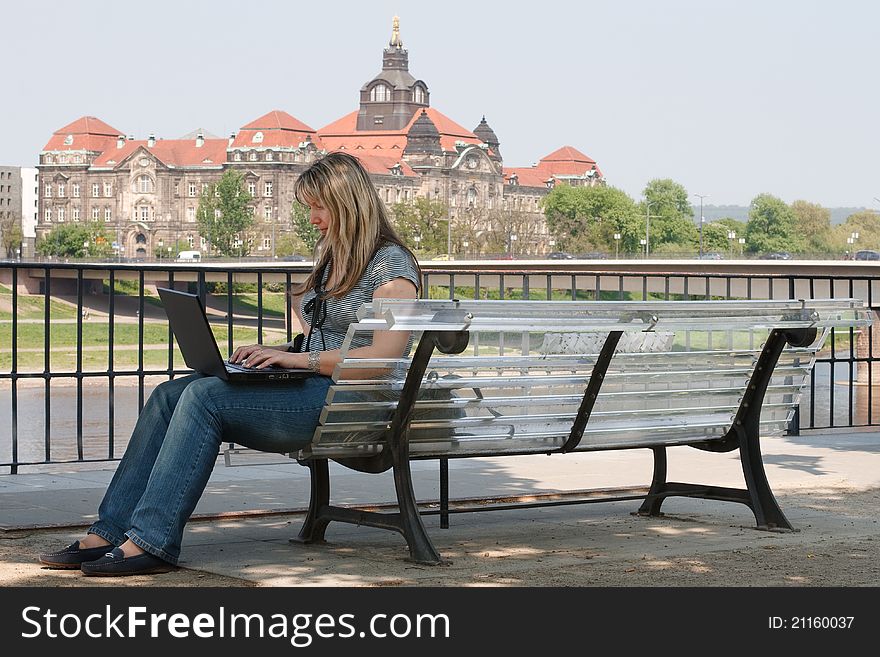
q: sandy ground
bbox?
[2,487,878,587]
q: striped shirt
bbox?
[300,243,420,352]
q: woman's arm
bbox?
[242,277,418,374]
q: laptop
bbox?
[157,287,313,382]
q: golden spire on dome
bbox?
[389,16,403,48]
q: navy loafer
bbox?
[80,547,175,577]
[39,541,115,569]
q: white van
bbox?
[176,250,202,262]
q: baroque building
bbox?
[36,18,604,259]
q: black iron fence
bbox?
[1,261,878,473]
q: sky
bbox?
[2,0,878,208]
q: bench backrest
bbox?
[300,299,869,461]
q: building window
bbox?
[45,184,52,198]
[58,183,65,197]
[264,205,272,220]
[414,85,425,104]
[187,207,195,222]
[188,182,196,197]
[233,152,241,162]
[45,155,53,164]
[138,206,150,222]
[187,234,194,248]
[249,151,257,161]
[92,207,100,220]
[214,209,221,219]
[264,181,273,197]
[137,175,153,193]
[105,207,112,222]
[262,237,271,250]
[92,183,100,197]
[174,180,180,195]
[248,181,256,197]
[103,182,112,197]
[72,183,80,198]
[58,207,65,222]
[73,207,80,221]
[45,208,52,222]
[265,151,273,161]
[370,84,390,102]
[252,132,264,143]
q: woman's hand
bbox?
[240,348,307,370]
[229,343,285,365]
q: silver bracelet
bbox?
[308,350,321,373]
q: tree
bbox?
[543,184,641,254]
[641,179,697,252]
[744,194,803,254]
[290,201,319,253]
[791,200,832,255]
[391,198,449,255]
[835,210,880,253]
[0,214,23,257]
[196,170,253,257]
[35,222,113,258]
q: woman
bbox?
[38,152,421,576]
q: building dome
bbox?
[473,116,501,160]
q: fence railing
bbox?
[1,260,878,473]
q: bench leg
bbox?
[294,458,331,544]
[637,446,668,517]
[440,457,449,529]
[393,457,442,565]
[738,427,793,530]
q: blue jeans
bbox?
[88,373,332,564]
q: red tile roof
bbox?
[537,145,603,178]
[504,145,603,187]
[232,110,318,149]
[317,107,481,153]
[91,138,228,168]
[344,153,417,177]
[502,167,552,188]
[43,116,124,152]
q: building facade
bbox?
[36,18,604,259]
[0,166,37,258]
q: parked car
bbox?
[759,251,792,260]
[547,251,575,259]
[854,249,880,261]
[697,252,724,260]
[175,250,202,262]
[578,251,608,260]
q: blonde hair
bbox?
[292,152,420,298]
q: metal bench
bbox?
[291,298,870,564]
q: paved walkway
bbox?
[1,428,879,586]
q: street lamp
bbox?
[727,230,736,258]
[738,237,745,257]
[157,238,164,261]
[462,240,469,259]
[640,238,647,258]
[613,233,621,259]
[82,240,89,258]
[414,234,421,252]
[509,233,517,256]
[694,193,708,258]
